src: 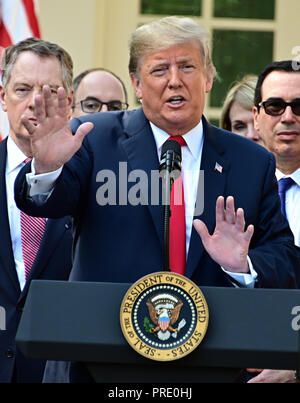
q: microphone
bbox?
[159,139,182,179]
[159,140,182,272]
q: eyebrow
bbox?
[264,97,300,101]
[13,82,61,89]
[150,56,194,67]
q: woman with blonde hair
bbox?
[220,75,261,143]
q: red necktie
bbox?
[20,158,47,279]
[168,136,186,275]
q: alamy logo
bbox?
[291,306,300,331]
[95,163,205,216]
[292,46,300,71]
[0,306,6,331]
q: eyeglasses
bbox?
[73,97,129,113]
[258,98,300,116]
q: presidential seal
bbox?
[120,272,209,361]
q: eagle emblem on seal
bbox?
[145,293,186,341]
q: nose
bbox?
[168,66,182,89]
[281,105,296,123]
[101,104,108,112]
[247,124,260,142]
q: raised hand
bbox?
[21,85,94,174]
[193,196,254,273]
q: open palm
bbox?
[194,196,254,273]
[21,85,93,173]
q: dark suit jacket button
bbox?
[6,349,14,358]
[65,223,70,229]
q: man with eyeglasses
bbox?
[71,68,128,118]
[14,18,299,383]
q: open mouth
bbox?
[167,96,185,105]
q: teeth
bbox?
[169,96,183,103]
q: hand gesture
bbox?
[193,196,254,273]
[21,85,94,174]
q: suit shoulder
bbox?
[70,109,137,131]
[70,109,143,144]
[210,124,273,160]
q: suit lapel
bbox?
[0,139,20,291]
[120,108,164,248]
[186,119,230,278]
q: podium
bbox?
[16,280,300,383]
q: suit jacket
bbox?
[0,138,73,383]
[14,108,298,290]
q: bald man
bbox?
[72,68,128,117]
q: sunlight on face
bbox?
[131,42,213,136]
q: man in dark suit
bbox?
[14,17,299,381]
[0,38,73,382]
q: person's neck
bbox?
[10,135,32,158]
[276,157,300,175]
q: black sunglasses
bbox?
[73,97,128,113]
[258,98,300,116]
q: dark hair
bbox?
[254,60,299,108]
[72,67,128,104]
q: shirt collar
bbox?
[6,136,28,174]
[149,120,204,161]
[276,167,300,187]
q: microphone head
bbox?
[159,139,182,176]
[161,139,182,160]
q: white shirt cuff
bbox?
[222,256,258,288]
[26,159,63,197]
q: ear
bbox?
[66,89,74,108]
[130,73,143,100]
[253,106,260,132]
[0,85,8,112]
[205,75,214,93]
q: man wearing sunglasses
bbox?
[71,68,128,118]
[254,60,300,251]
[14,19,300,383]
[249,61,300,383]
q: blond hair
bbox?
[220,75,258,131]
[129,16,216,80]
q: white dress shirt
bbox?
[6,136,29,290]
[26,120,257,287]
[150,121,257,287]
[276,168,300,246]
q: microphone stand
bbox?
[162,167,174,272]
[160,147,181,272]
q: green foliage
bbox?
[141,0,202,16]
[211,30,273,108]
[214,0,275,19]
[144,317,155,333]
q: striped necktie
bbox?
[20,158,47,279]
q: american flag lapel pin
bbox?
[214,162,223,173]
